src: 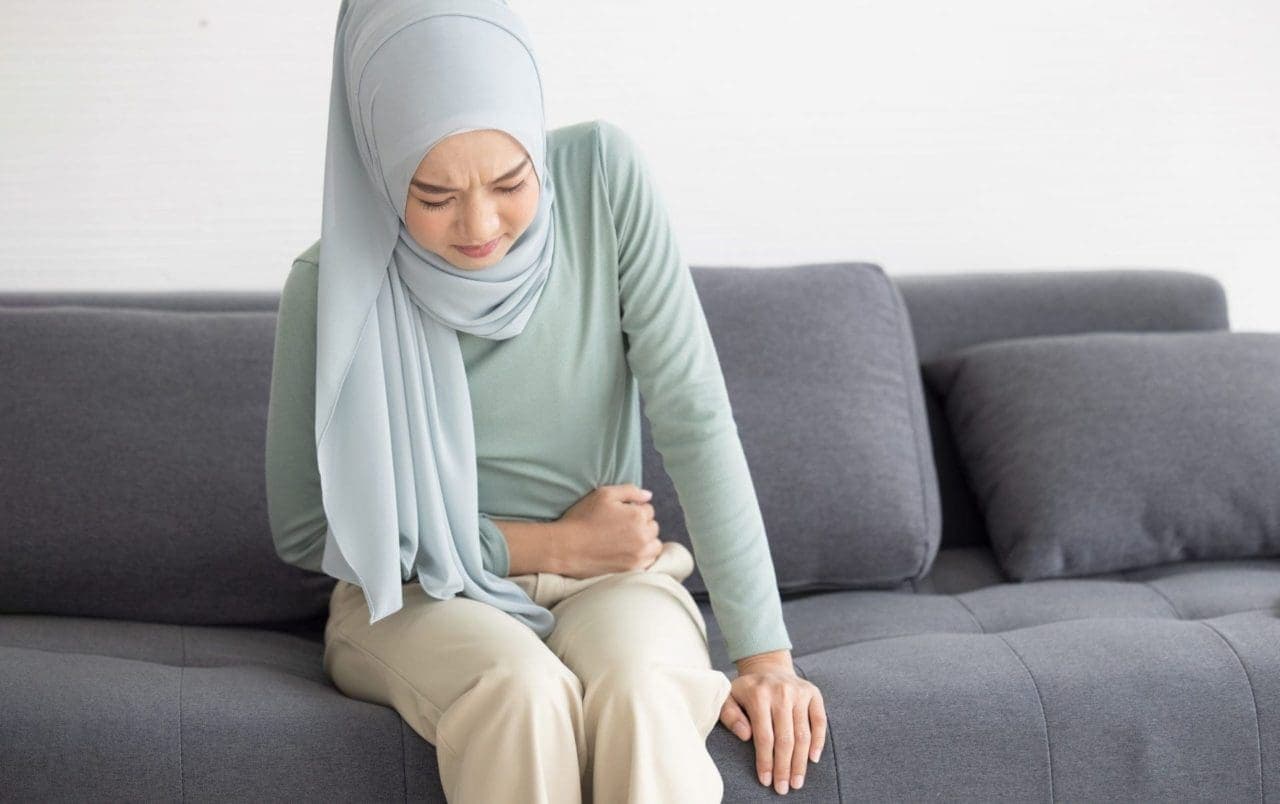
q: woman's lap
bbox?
[322,546,727,746]
[546,569,715,680]
[323,578,579,746]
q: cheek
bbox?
[405,207,446,245]
[512,190,540,229]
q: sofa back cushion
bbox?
[1,263,946,623]
[894,269,1230,551]
[0,300,332,625]
[645,263,942,598]
[0,266,1232,624]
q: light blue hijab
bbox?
[315,0,557,636]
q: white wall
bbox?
[2,0,1276,330]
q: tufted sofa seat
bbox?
[700,545,1279,801]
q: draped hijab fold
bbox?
[315,0,558,635]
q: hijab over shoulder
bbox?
[315,0,558,634]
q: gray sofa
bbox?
[1,265,1275,802]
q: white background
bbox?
[1,1,1276,331]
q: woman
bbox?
[264,0,827,800]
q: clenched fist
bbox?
[555,483,663,578]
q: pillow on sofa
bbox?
[922,330,1280,580]
[648,262,943,596]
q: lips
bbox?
[455,236,501,258]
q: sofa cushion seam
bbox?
[1135,579,1183,617]
[994,633,1054,802]
[179,625,186,803]
[793,660,842,803]
[1198,621,1266,801]
[951,594,987,633]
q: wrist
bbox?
[546,518,578,575]
[489,518,561,576]
[735,648,794,675]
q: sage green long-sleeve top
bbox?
[265,118,793,663]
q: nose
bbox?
[456,195,501,243]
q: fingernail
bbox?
[760,771,771,786]
[794,775,804,789]
[811,751,821,763]
[776,779,789,794]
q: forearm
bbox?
[489,518,571,576]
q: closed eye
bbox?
[416,179,528,210]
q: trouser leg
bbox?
[323,579,589,804]
[544,560,733,804]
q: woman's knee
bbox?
[582,665,661,710]
[482,655,584,711]
[581,663,728,722]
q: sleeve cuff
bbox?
[724,620,794,665]
[478,513,511,577]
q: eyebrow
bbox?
[410,156,530,194]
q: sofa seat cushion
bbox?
[785,609,1274,801]
[699,546,1279,801]
[700,547,1279,668]
[0,617,445,801]
[4,550,1275,802]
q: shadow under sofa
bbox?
[0,265,1276,803]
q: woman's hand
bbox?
[720,650,826,796]
[554,483,663,577]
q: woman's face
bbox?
[403,129,540,271]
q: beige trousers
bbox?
[322,541,734,804]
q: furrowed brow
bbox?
[411,156,530,193]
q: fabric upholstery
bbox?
[641,262,942,596]
[897,268,1229,550]
[3,267,1273,803]
[0,304,332,625]
[922,330,1280,579]
[3,546,1275,802]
